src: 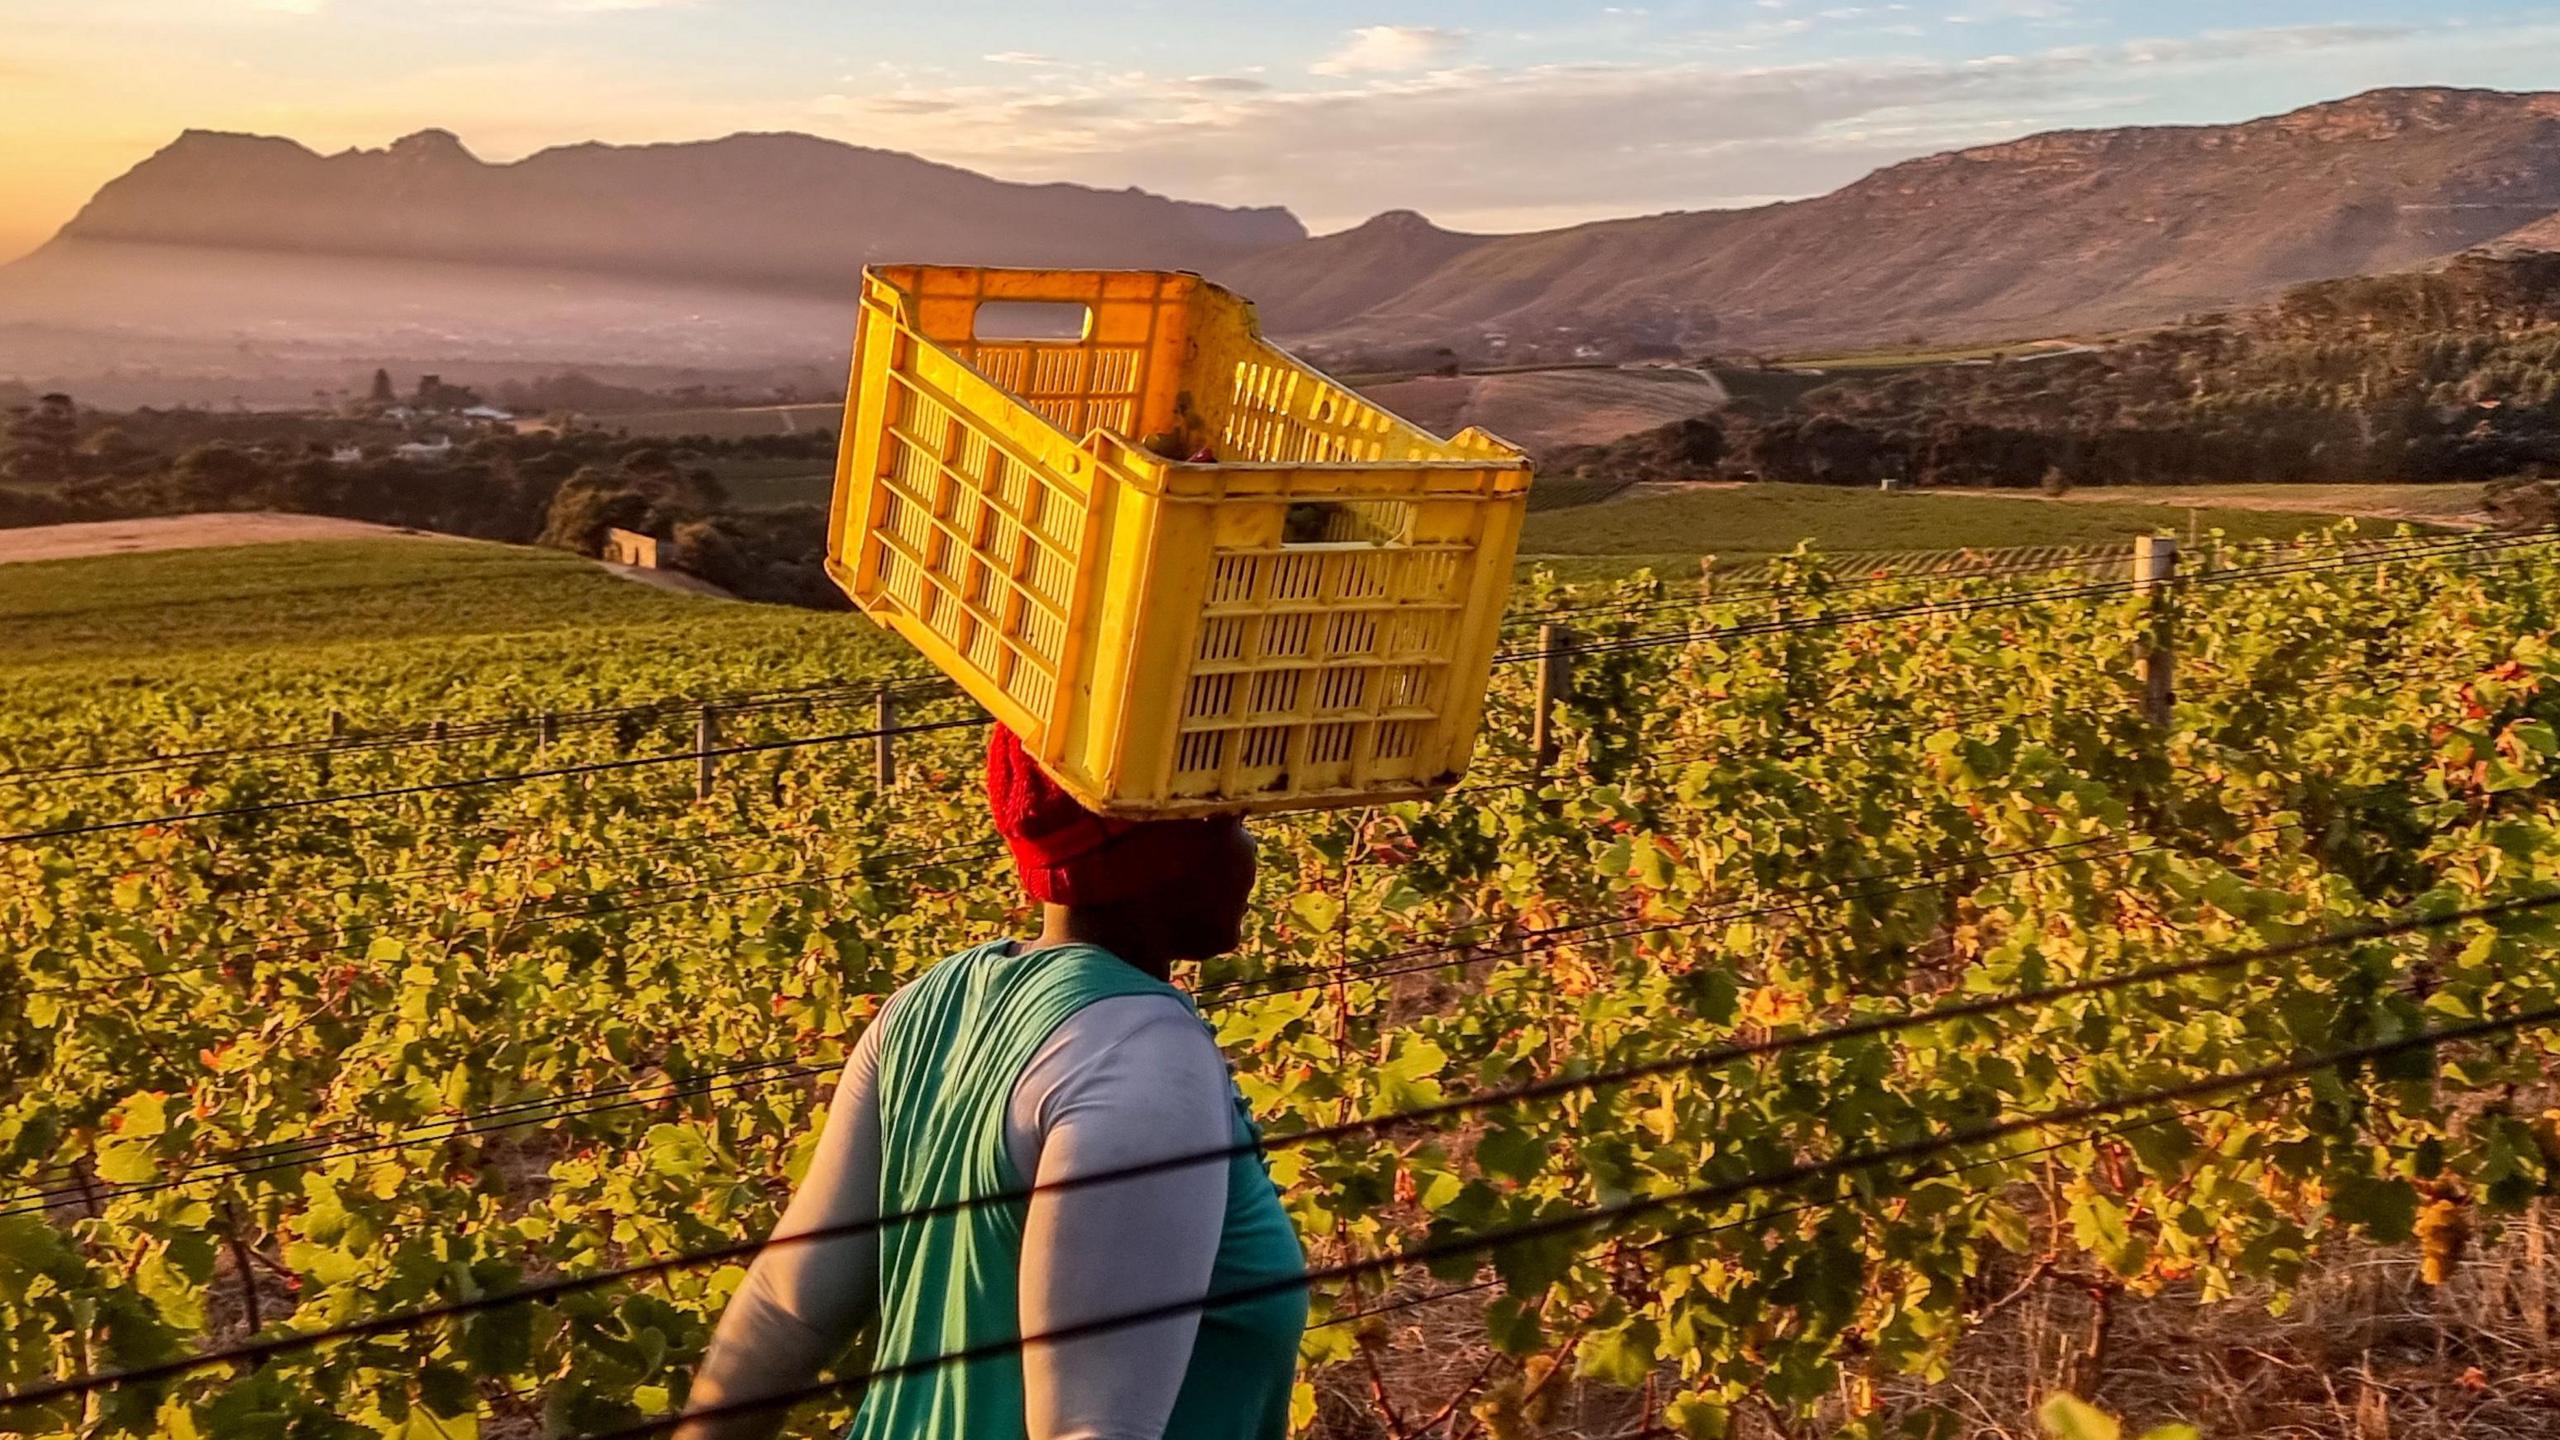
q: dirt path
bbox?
[0,512,456,565]
[597,560,735,600]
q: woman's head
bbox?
[985,726,1257,961]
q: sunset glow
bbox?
[5,0,2554,263]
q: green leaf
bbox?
[2037,1395,2121,1440]
[1474,1124,1548,1184]
[1288,891,1342,933]
[1289,1381,1318,1431]
[1667,1395,1732,1440]
[1577,1315,1661,1386]
[1980,1199,2034,1254]
[1368,1036,1447,1117]
[1485,1295,1544,1355]
[2331,1173,2419,1244]
[118,1092,170,1139]
[643,1124,714,1183]
[95,1137,158,1185]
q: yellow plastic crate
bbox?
[825,264,1532,817]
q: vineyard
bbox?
[6,526,2560,1438]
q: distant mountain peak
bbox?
[160,128,316,160]
[1350,209,1448,235]
[39,125,1306,291]
[385,128,476,162]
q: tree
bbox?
[172,442,276,508]
[368,369,397,405]
[3,392,77,485]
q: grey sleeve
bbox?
[675,1014,887,1440]
[1012,996,1238,1440]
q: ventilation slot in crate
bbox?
[1314,668,1371,714]
[1382,665,1439,711]
[1176,730,1227,777]
[1185,673,1237,722]
[1262,612,1314,659]
[1247,669,1302,719]
[1269,553,1323,603]
[1380,612,1449,659]
[1333,552,1389,601]
[1376,721,1423,761]
[1324,611,1379,657]
[1239,726,1291,771]
[1208,554,1261,606]
[1309,723,1357,765]
[1195,616,1249,664]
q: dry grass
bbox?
[1311,1203,2560,1440]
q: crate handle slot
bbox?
[1282,499,1414,548]
[973,301,1094,342]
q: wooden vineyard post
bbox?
[1532,623,1574,774]
[429,719,448,743]
[2135,535,2178,728]
[537,713,558,749]
[1698,554,1717,599]
[695,704,718,802]
[875,688,899,791]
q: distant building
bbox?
[393,436,454,464]
[413,374,485,411]
[327,444,364,466]
[460,404,515,423]
[602,528,661,569]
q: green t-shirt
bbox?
[850,940,1307,1440]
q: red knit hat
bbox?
[985,724,1229,906]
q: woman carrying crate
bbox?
[674,725,1304,1440]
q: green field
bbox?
[0,539,912,752]
[1515,482,2417,582]
[9,524,2560,1437]
[700,457,837,512]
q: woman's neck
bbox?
[1035,903,1175,983]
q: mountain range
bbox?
[1224,86,2560,359]
[6,85,2560,397]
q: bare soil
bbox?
[0,514,736,600]
[0,512,453,565]
[1361,368,1727,454]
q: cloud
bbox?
[1311,25,1467,77]
[813,16,2528,233]
[1945,0,2071,21]
[985,51,1063,66]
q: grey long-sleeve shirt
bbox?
[681,989,1238,1440]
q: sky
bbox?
[2,0,2557,262]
